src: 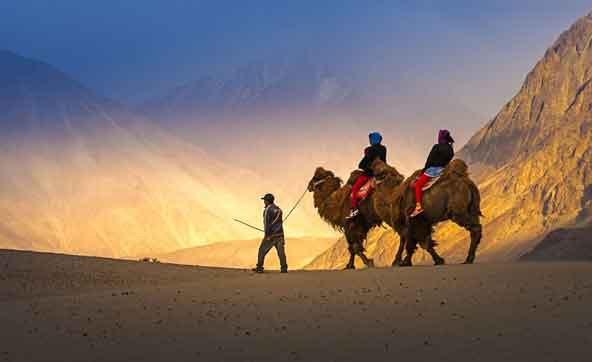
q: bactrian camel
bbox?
[371,158,483,266]
[307,167,404,269]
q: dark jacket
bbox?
[358,144,387,176]
[263,203,284,238]
[424,143,454,170]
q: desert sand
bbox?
[1,249,591,362]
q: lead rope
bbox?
[234,178,326,232]
[283,186,309,223]
[282,177,329,223]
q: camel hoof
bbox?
[434,258,446,266]
[366,259,375,268]
[463,259,475,265]
[400,259,412,267]
[343,265,355,270]
[392,260,403,267]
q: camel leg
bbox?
[357,250,375,268]
[345,220,374,268]
[392,236,405,267]
[344,247,356,270]
[400,238,417,267]
[464,224,482,264]
[450,213,482,265]
[345,237,373,268]
[427,241,445,265]
[343,225,358,270]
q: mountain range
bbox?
[140,57,482,190]
[0,48,479,260]
[141,60,359,121]
[0,50,332,257]
[1,11,590,264]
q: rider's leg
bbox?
[349,175,370,218]
[411,173,430,217]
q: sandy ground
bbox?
[1,249,591,362]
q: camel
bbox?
[371,158,483,266]
[307,166,404,269]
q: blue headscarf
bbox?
[369,132,383,146]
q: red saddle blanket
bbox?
[355,178,376,200]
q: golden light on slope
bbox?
[0,119,341,258]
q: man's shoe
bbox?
[280,269,288,274]
[252,267,264,273]
[346,209,360,220]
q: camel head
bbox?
[308,167,342,192]
[371,159,405,186]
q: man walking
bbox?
[253,193,288,273]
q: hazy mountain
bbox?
[0,50,333,257]
[141,58,482,204]
[306,11,592,269]
[155,236,336,270]
[141,60,358,121]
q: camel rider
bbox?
[411,129,455,218]
[348,132,387,219]
[253,193,288,273]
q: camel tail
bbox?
[468,181,484,217]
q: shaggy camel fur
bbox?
[307,167,392,269]
[371,158,482,266]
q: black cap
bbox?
[261,193,275,203]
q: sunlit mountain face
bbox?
[0,50,336,257]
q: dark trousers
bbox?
[257,236,288,271]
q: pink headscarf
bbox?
[438,130,454,144]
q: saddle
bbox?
[410,175,441,191]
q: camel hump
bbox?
[443,159,469,178]
[347,169,365,186]
[370,159,405,182]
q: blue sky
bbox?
[0,1,590,116]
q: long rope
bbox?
[283,186,309,223]
[233,185,309,232]
[232,218,265,232]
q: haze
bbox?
[0,0,588,117]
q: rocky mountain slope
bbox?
[306,11,592,269]
[520,223,592,261]
[0,50,332,257]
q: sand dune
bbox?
[1,249,591,362]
